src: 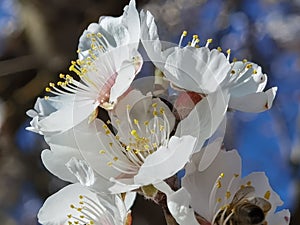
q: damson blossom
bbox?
[72,89,197,193]
[160,148,290,225]
[38,183,134,225]
[141,8,277,113]
[25,1,291,224]
[27,0,142,134]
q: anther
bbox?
[226,49,231,60]
[205,38,213,47]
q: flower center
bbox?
[99,102,171,176]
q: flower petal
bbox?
[140,10,176,70]
[109,177,141,194]
[167,188,200,225]
[198,118,226,171]
[228,87,277,112]
[176,88,229,151]
[182,150,241,221]
[165,47,231,94]
[41,146,81,183]
[266,209,290,225]
[226,62,268,97]
[38,97,97,133]
[109,53,142,103]
[134,135,196,185]
[38,183,123,225]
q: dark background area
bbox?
[0,0,299,224]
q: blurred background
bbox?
[0,0,299,224]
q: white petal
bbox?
[176,88,229,151]
[165,47,231,94]
[198,137,223,172]
[73,119,126,179]
[134,135,196,185]
[109,177,141,194]
[38,98,97,133]
[198,118,226,171]
[182,150,241,221]
[228,87,277,112]
[266,209,290,225]
[109,57,139,103]
[140,10,176,70]
[37,184,89,225]
[38,183,122,225]
[66,157,95,186]
[167,188,200,225]
[123,192,136,212]
[41,146,82,183]
[226,62,268,97]
[121,0,140,46]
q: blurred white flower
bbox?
[163,149,290,225]
[27,0,142,134]
[38,183,134,225]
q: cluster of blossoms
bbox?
[27,1,290,225]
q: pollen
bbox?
[160,107,165,114]
[226,191,231,199]
[246,63,253,69]
[217,180,222,188]
[264,190,271,200]
[217,46,222,52]
[113,157,118,161]
[131,130,140,139]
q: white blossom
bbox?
[27,0,142,134]
[72,89,197,193]
[164,148,290,225]
[38,183,134,225]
